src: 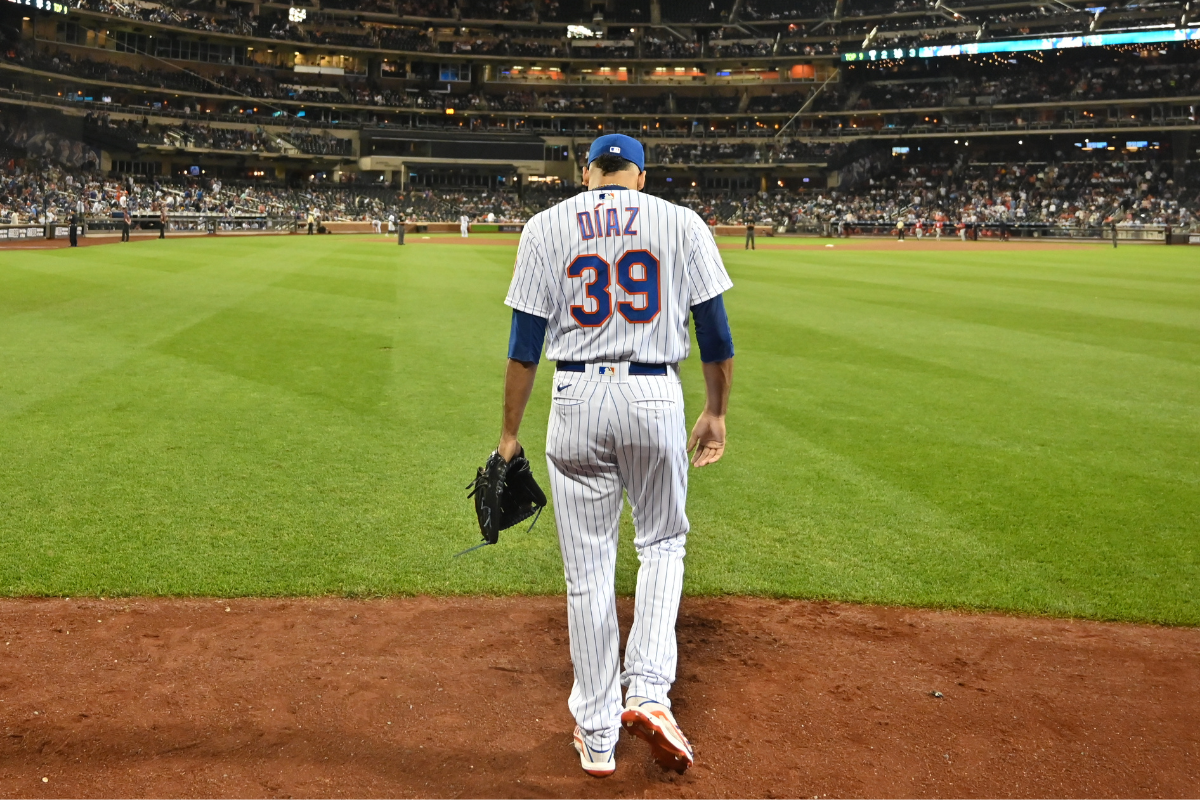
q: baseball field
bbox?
[1,233,1198,797]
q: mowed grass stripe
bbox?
[709,245,1197,622]
[731,254,1197,418]
[0,237,1195,623]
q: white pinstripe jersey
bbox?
[505,188,733,364]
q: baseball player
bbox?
[495,133,734,777]
[460,213,470,238]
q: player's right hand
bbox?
[687,412,726,468]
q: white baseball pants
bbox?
[545,362,690,752]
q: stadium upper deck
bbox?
[0,0,1194,195]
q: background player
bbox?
[495,133,735,777]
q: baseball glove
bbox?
[461,448,547,555]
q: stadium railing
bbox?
[6,219,1190,245]
[78,214,298,235]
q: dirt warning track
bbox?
[0,597,1196,798]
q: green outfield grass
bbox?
[0,234,1196,624]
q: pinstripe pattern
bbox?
[546,363,688,751]
[505,190,733,364]
[507,189,733,755]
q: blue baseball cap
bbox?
[587,134,645,172]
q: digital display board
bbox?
[7,0,72,13]
[845,47,920,62]
[842,27,1200,62]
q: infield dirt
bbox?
[1,597,1196,798]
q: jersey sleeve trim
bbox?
[504,297,550,316]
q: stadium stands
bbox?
[3,152,1193,235]
[0,0,1194,236]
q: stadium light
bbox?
[289,7,307,23]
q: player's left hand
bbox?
[687,411,726,468]
[497,436,522,463]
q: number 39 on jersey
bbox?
[504,188,733,366]
[567,250,660,328]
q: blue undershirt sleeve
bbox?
[691,294,735,363]
[507,308,548,364]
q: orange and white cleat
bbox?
[572,726,616,777]
[620,696,694,773]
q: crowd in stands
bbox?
[751,157,1196,232]
[59,0,1188,61]
[748,93,807,113]
[84,114,280,152]
[0,117,98,169]
[168,123,277,152]
[282,131,354,156]
[4,39,1194,136]
[0,160,572,224]
[642,38,702,59]
[77,0,253,36]
[2,155,1194,232]
[777,140,847,162]
[649,140,845,164]
[676,95,742,115]
[708,39,776,59]
[83,113,167,145]
[849,60,1200,110]
[656,142,760,165]
[83,113,352,156]
[743,0,836,20]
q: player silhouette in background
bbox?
[495,134,735,777]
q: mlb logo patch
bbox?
[608,146,621,154]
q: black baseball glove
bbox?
[461,447,547,555]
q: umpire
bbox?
[744,220,755,249]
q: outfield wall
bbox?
[3,221,1195,245]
